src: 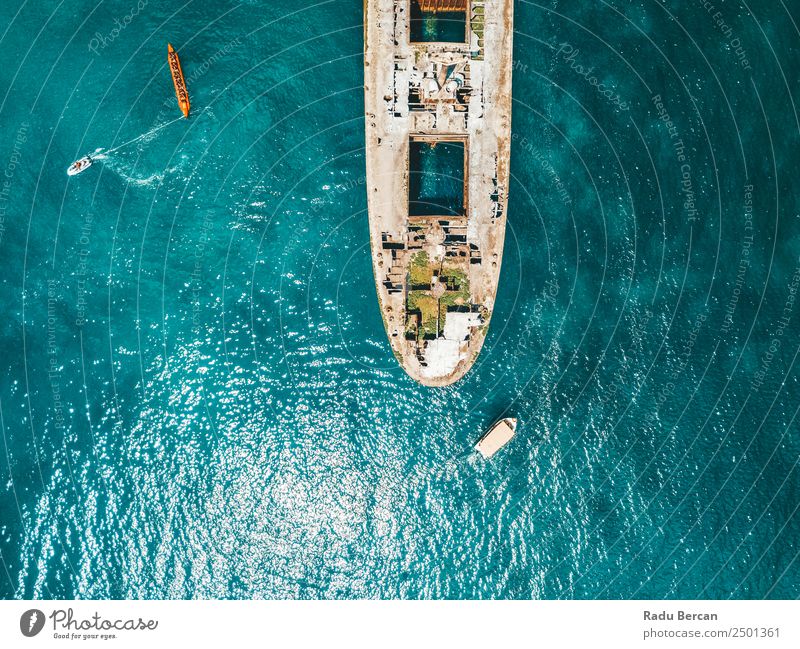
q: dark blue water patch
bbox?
[408,140,465,217]
[410,4,467,44]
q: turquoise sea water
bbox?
[0,0,798,599]
[409,140,465,216]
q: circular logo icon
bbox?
[20,609,45,637]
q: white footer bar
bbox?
[0,600,797,648]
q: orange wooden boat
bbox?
[167,43,190,118]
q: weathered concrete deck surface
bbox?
[364,0,513,386]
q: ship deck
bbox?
[364,0,513,386]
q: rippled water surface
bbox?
[0,0,798,598]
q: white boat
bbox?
[67,155,93,176]
[475,417,516,458]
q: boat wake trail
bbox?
[100,155,167,187]
[68,116,187,179]
[100,115,186,157]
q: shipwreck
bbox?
[364,0,513,386]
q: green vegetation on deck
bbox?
[407,290,439,338]
[406,258,471,341]
[409,251,433,286]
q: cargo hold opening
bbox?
[408,135,468,217]
[409,0,469,43]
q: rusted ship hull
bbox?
[364,0,513,386]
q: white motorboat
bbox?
[67,156,93,176]
[475,417,517,459]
